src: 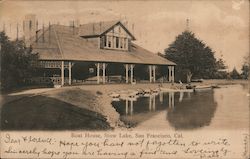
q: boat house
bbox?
[25,15,176,86]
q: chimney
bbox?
[23,14,36,47]
[42,23,45,43]
[92,23,95,34]
[73,20,75,35]
[49,22,51,43]
[35,20,38,42]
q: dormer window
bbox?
[102,35,129,51]
[80,22,135,51]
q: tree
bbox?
[164,31,219,83]
[214,57,228,79]
[0,31,38,90]
[241,55,249,79]
[230,67,240,79]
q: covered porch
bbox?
[35,60,175,86]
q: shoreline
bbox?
[1,79,248,130]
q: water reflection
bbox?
[167,90,217,130]
[112,90,217,130]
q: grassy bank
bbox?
[1,88,112,130]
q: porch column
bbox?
[153,65,156,83]
[172,66,175,82]
[97,63,100,84]
[103,63,106,84]
[61,61,64,86]
[126,64,129,83]
[149,65,152,83]
[69,62,72,85]
[168,66,171,82]
[130,64,134,84]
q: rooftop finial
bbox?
[3,22,5,32]
[99,21,102,33]
[186,18,190,31]
[132,23,134,34]
[16,23,19,40]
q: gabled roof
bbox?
[78,21,136,40]
[32,24,176,66]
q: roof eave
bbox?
[100,21,136,40]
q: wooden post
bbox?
[172,66,175,83]
[69,62,72,85]
[149,65,152,83]
[97,63,100,84]
[153,65,156,83]
[168,66,171,82]
[102,63,105,84]
[130,64,134,84]
[125,64,129,83]
[61,61,64,86]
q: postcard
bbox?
[0,0,249,158]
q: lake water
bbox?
[112,84,249,130]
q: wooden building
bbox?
[25,15,176,86]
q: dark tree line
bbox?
[240,55,249,79]
[164,31,229,82]
[0,32,38,91]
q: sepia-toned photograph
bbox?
[0,0,249,158]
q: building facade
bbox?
[25,15,176,86]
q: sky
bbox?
[0,0,249,71]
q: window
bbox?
[120,38,123,49]
[108,36,112,47]
[116,37,119,48]
[103,35,129,51]
[89,68,94,73]
[104,35,107,47]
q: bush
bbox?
[0,32,38,91]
